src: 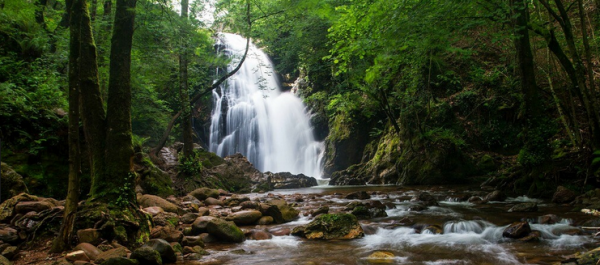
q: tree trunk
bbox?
[78,0,106,198]
[100,0,136,203]
[50,0,82,252]
[35,0,48,31]
[179,0,194,159]
[512,0,549,167]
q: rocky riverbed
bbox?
[1,184,600,265]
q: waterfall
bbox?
[209,33,324,178]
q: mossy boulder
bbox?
[226,210,263,225]
[295,213,364,240]
[138,165,174,198]
[131,246,162,265]
[265,200,299,223]
[205,218,245,243]
[138,194,179,213]
[0,163,29,203]
[188,188,220,201]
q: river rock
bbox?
[204,197,223,206]
[142,206,164,216]
[484,190,506,202]
[239,201,259,210]
[206,218,245,243]
[77,228,102,245]
[345,191,371,200]
[74,243,102,261]
[66,250,90,262]
[181,236,204,248]
[142,239,176,264]
[508,202,537,212]
[519,230,542,242]
[0,163,29,203]
[191,216,217,234]
[311,206,329,216]
[552,186,577,204]
[224,195,250,207]
[180,213,199,224]
[131,246,162,265]
[189,188,220,201]
[150,226,183,243]
[411,192,438,206]
[94,247,128,264]
[226,210,262,225]
[265,200,299,223]
[295,213,364,240]
[0,228,18,243]
[538,214,560,225]
[367,251,395,263]
[152,212,179,227]
[502,221,531,239]
[257,216,273,225]
[561,246,600,265]
[138,194,179,213]
[250,230,272,240]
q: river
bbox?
[184,185,598,265]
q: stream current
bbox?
[187,185,598,265]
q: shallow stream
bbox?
[189,185,599,265]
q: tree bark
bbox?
[179,0,194,159]
[50,0,82,252]
[100,0,136,202]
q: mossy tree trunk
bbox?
[511,0,551,168]
[50,0,84,253]
[100,0,137,203]
[179,0,194,159]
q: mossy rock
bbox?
[206,218,245,243]
[77,202,151,248]
[139,166,174,198]
[0,163,29,202]
[300,213,364,240]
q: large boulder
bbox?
[552,186,577,204]
[0,255,10,265]
[262,172,318,189]
[294,213,364,240]
[0,163,28,203]
[150,226,183,243]
[142,239,176,264]
[502,221,531,239]
[74,243,102,261]
[345,191,371,200]
[205,218,245,243]
[94,247,128,264]
[226,210,262,225]
[138,195,179,213]
[137,163,174,198]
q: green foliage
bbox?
[178,150,204,176]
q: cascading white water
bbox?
[209,33,324,178]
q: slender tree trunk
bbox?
[578,0,598,109]
[100,0,136,202]
[179,0,194,159]
[78,0,106,197]
[50,0,81,253]
[512,0,548,167]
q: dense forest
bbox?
[2,0,600,264]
